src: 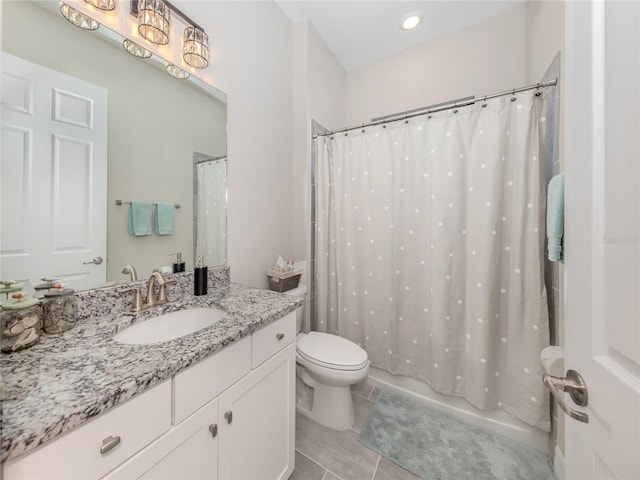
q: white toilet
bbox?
[285,285,370,430]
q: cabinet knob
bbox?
[224,411,233,424]
[100,435,121,455]
[209,424,218,438]
[276,333,285,340]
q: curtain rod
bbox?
[194,155,227,165]
[313,78,558,139]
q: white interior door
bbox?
[564,1,640,479]
[1,53,107,290]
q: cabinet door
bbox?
[104,399,218,480]
[218,344,295,480]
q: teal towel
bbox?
[547,173,564,262]
[155,202,174,235]
[128,201,152,236]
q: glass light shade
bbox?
[84,0,115,11]
[123,38,152,58]
[166,64,190,80]
[60,3,99,30]
[138,0,170,45]
[183,27,209,69]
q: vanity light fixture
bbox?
[183,26,209,69]
[123,38,152,58]
[138,0,170,45]
[84,0,115,11]
[166,64,190,79]
[60,3,100,30]
[401,12,422,31]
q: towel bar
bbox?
[115,200,181,209]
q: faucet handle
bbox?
[119,286,143,312]
[158,279,177,303]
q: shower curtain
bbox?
[315,90,551,430]
[195,159,227,267]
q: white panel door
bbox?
[1,53,107,290]
[564,1,640,479]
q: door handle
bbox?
[543,369,589,424]
[209,424,218,438]
[83,256,104,265]
[224,411,233,424]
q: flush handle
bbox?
[209,424,218,438]
[276,333,285,340]
[100,435,121,455]
[224,411,233,424]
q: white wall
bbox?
[180,1,295,288]
[526,1,565,83]
[345,5,528,125]
[292,20,346,329]
[292,21,346,262]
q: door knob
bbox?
[543,369,589,423]
[224,411,233,424]
[83,256,104,265]
[209,424,218,438]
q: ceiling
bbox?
[276,1,527,70]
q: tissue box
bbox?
[266,267,302,293]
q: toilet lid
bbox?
[297,332,368,371]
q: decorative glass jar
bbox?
[1,296,42,353]
[42,288,77,334]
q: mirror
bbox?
[0,1,227,291]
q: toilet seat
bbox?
[297,332,368,371]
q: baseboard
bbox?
[553,444,565,480]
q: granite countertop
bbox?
[0,283,302,464]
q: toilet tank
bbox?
[284,284,307,333]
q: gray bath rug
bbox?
[359,389,554,480]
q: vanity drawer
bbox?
[173,336,251,424]
[251,311,296,368]
[3,380,171,480]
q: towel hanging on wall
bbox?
[155,202,175,235]
[547,173,565,262]
[128,201,152,236]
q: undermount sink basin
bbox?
[113,308,226,345]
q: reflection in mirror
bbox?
[194,154,227,268]
[0,1,227,291]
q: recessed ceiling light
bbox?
[401,12,422,31]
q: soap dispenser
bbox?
[194,256,207,296]
[170,252,185,273]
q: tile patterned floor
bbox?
[290,381,420,480]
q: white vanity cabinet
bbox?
[103,397,219,480]
[218,344,295,480]
[2,311,296,480]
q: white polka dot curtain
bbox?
[315,90,551,430]
[195,159,227,267]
